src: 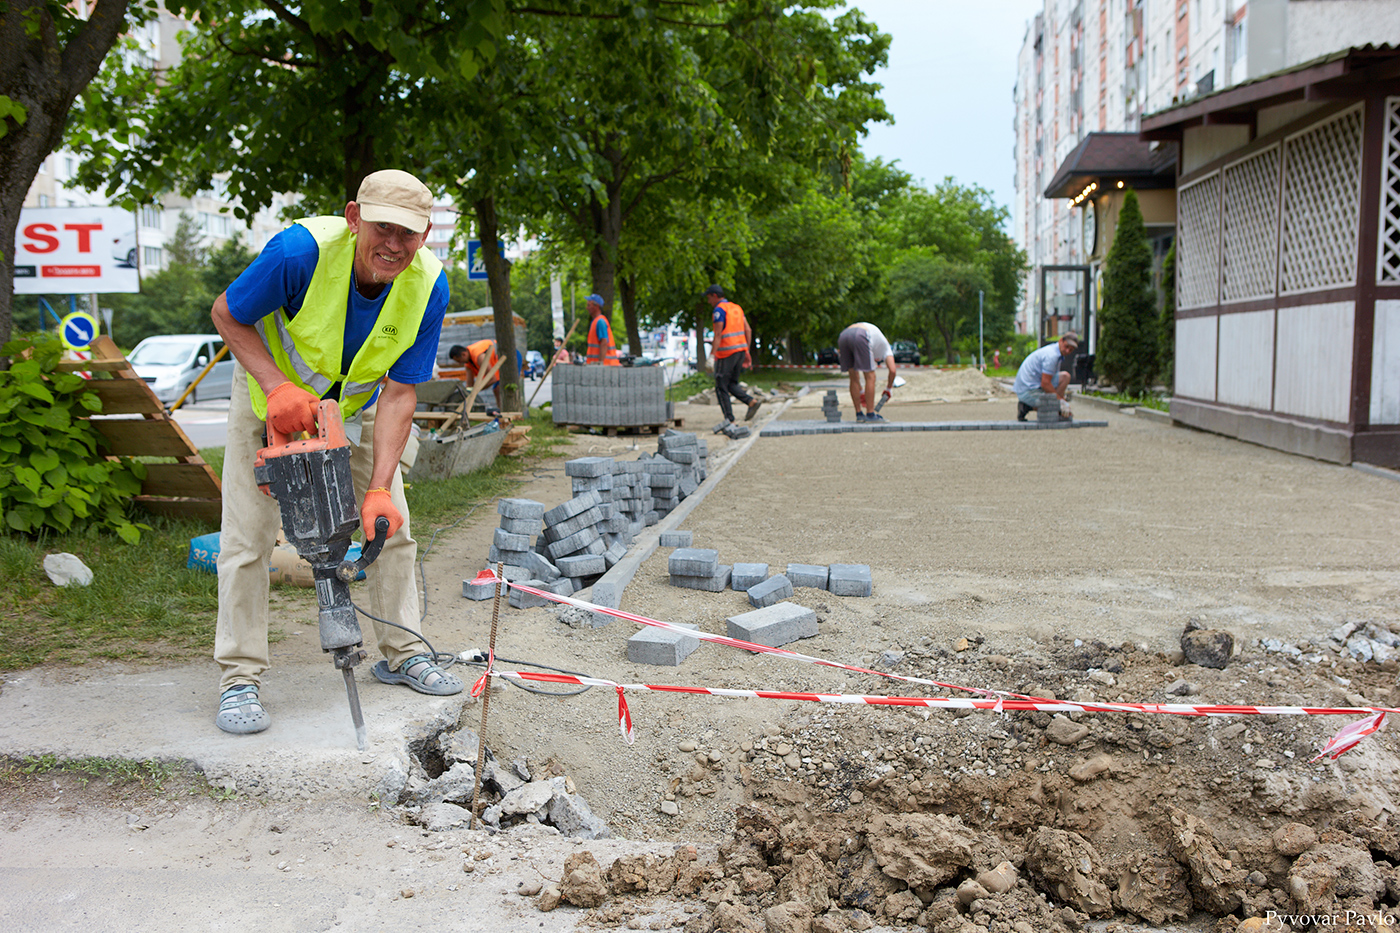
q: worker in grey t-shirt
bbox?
[837,322,897,423]
[1013,332,1078,421]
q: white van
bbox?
[128,334,234,404]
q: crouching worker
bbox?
[209,169,464,736]
[1014,332,1078,422]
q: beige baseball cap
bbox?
[355,169,433,233]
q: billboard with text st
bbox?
[12,207,141,294]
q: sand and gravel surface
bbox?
[4,371,1400,932]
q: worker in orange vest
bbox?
[449,339,520,410]
[704,284,761,428]
[584,294,621,365]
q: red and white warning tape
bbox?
[468,570,1392,760]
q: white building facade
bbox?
[1011,0,1400,338]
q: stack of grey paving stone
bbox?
[551,364,669,429]
[668,547,732,591]
[651,430,707,516]
[822,390,841,422]
[610,460,654,538]
[536,490,614,597]
[467,498,555,603]
[564,457,634,554]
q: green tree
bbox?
[1159,238,1176,391]
[0,0,154,351]
[888,255,990,364]
[1097,189,1158,397]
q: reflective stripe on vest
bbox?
[247,216,442,421]
[712,301,747,358]
[586,315,621,365]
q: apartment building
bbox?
[1011,0,1400,342]
[22,8,291,277]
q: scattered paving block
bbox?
[746,573,793,609]
[603,541,628,568]
[543,578,574,597]
[628,623,700,666]
[670,565,732,592]
[726,602,818,648]
[498,498,545,520]
[546,526,602,561]
[787,563,830,590]
[523,550,562,582]
[543,507,604,542]
[557,554,607,578]
[543,491,603,526]
[659,531,693,548]
[487,544,530,564]
[669,547,719,577]
[564,456,613,477]
[463,576,500,601]
[731,563,769,591]
[493,528,532,551]
[498,516,540,536]
[508,580,551,609]
[827,563,873,597]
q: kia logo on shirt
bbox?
[381,324,398,337]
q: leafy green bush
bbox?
[0,333,148,543]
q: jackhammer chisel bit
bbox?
[253,400,391,750]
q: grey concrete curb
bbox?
[579,396,797,611]
[1353,462,1400,483]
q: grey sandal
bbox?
[216,685,270,734]
[372,654,464,696]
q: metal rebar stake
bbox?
[469,563,505,830]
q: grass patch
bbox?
[0,515,223,671]
[1087,390,1169,412]
[0,754,233,801]
[0,410,574,674]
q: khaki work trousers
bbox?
[214,364,425,691]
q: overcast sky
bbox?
[846,0,1042,218]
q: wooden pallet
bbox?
[56,336,222,522]
[561,419,684,437]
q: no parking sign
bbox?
[59,311,99,350]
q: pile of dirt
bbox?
[537,626,1400,932]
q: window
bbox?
[37,194,49,207]
[142,246,162,268]
[432,246,450,260]
[200,211,231,237]
[139,205,161,229]
[431,210,455,226]
[38,158,47,174]
[64,156,75,178]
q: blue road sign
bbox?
[466,239,505,281]
[60,311,98,350]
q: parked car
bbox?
[524,350,545,379]
[128,334,233,404]
[816,347,839,365]
[892,340,921,365]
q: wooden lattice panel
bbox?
[1222,145,1280,302]
[1177,172,1221,309]
[1378,97,1400,285]
[1281,105,1363,294]
[61,337,222,522]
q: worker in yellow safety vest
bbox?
[584,293,621,365]
[208,169,464,737]
[704,284,762,428]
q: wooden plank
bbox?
[412,411,458,421]
[139,462,222,498]
[134,497,222,523]
[53,359,132,373]
[92,418,204,457]
[88,378,166,414]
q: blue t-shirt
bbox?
[593,316,612,344]
[225,224,450,393]
[1013,342,1063,397]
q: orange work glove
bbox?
[361,487,403,542]
[265,381,319,437]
